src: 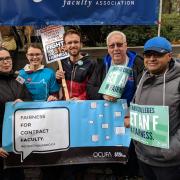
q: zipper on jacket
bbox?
[70,64,77,98]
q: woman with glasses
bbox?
[0,47,32,180]
[18,43,60,101]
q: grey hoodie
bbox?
[134,60,180,167]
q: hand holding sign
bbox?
[58,61,70,100]
[99,65,132,98]
[40,26,70,100]
[103,94,117,102]
[0,148,9,158]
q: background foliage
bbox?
[68,0,180,47]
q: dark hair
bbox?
[0,47,9,52]
[25,43,43,53]
[63,29,82,43]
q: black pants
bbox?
[0,158,24,180]
[3,168,24,180]
[127,140,139,177]
[41,165,84,180]
[138,160,180,180]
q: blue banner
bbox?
[2,100,131,166]
[0,0,159,25]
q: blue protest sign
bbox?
[2,100,130,164]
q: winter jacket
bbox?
[61,55,96,100]
[87,51,144,104]
[134,59,180,167]
[0,72,31,145]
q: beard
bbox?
[69,48,80,57]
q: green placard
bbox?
[130,103,169,149]
[98,65,132,98]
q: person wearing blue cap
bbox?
[128,36,180,180]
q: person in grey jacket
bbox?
[131,37,180,180]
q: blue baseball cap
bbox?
[144,37,172,53]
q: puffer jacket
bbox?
[134,60,180,167]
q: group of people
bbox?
[0,28,179,180]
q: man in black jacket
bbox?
[56,29,96,100]
[0,47,31,180]
[87,31,144,178]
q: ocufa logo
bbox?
[33,0,43,2]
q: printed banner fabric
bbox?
[2,100,130,167]
[0,0,159,25]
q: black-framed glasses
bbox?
[27,53,42,57]
[108,42,126,49]
[0,56,12,62]
[143,52,168,58]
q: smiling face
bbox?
[144,51,172,74]
[0,50,12,73]
[107,34,127,65]
[26,47,43,69]
[64,33,82,58]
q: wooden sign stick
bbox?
[58,60,70,100]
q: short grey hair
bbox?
[106,31,127,45]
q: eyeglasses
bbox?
[65,40,80,45]
[144,52,168,58]
[27,53,42,57]
[0,56,12,62]
[108,42,126,49]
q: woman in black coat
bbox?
[0,47,31,180]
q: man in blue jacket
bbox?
[87,31,144,178]
[87,31,144,105]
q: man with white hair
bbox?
[87,30,144,104]
[87,30,144,178]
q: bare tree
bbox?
[162,0,173,14]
